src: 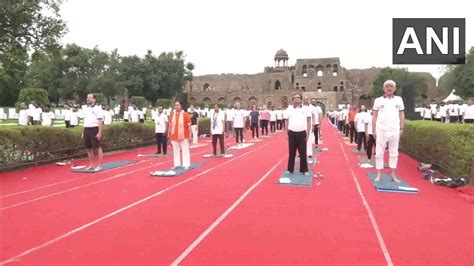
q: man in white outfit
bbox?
[372,80,405,182]
[303,98,315,159]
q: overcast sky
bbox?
[60,0,472,79]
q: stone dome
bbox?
[274,49,289,60]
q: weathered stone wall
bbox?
[185,56,444,111]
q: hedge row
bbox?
[400,120,474,179]
[0,123,156,172]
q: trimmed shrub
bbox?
[0,122,155,172]
[400,120,474,178]
[156,98,172,108]
[198,117,210,136]
[17,88,50,107]
[130,96,147,108]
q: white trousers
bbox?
[191,125,198,144]
[306,129,314,157]
[375,130,400,170]
[171,139,191,168]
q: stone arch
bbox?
[333,64,339,76]
[275,80,281,90]
[189,97,196,103]
[233,97,242,103]
[316,101,326,114]
[203,97,211,104]
[218,97,226,104]
[302,65,308,77]
[359,94,371,108]
[316,65,324,77]
[249,96,257,107]
[203,83,210,91]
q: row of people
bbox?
[419,100,474,123]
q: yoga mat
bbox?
[367,172,418,194]
[137,153,170,158]
[295,157,317,165]
[150,162,204,177]
[228,143,255,150]
[278,170,313,187]
[352,148,366,155]
[72,160,136,173]
[190,143,209,149]
[358,157,389,168]
[203,154,234,158]
[314,147,328,153]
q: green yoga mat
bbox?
[367,172,418,194]
[72,160,136,173]
[203,154,234,158]
[150,162,204,177]
[278,170,313,187]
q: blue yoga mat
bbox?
[72,160,136,173]
[367,172,418,194]
[150,162,204,177]
[295,157,317,165]
[278,170,313,187]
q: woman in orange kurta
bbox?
[168,101,192,168]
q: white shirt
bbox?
[225,109,234,121]
[269,110,277,122]
[70,111,79,126]
[151,109,158,121]
[367,113,374,135]
[18,110,28,126]
[104,110,113,125]
[373,95,404,131]
[155,112,168,133]
[355,112,369,132]
[276,110,283,120]
[434,108,442,119]
[41,111,55,126]
[440,105,447,117]
[422,108,432,119]
[210,110,226,135]
[138,110,144,119]
[448,104,459,116]
[32,107,42,121]
[123,110,130,120]
[464,105,474,120]
[114,105,120,114]
[312,105,323,125]
[287,105,310,132]
[64,109,71,121]
[83,105,103,128]
[233,109,246,128]
[282,109,289,119]
[130,110,139,122]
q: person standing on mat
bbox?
[269,106,277,133]
[189,105,200,146]
[355,105,369,152]
[224,104,234,138]
[365,108,375,163]
[372,80,404,182]
[210,104,226,156]
[286,92,311,175]
[276,107,283,131]
[249,105,260,139]
[259,105,270,135]
[155,106,168,155]
[233,102,246,147]
[82,93,104,172]
[311,99,323,149]
[168,101,192,169]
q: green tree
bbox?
[0,0,67,55]
[371,67,428,119]
[0,45,29,106]
[17,88,50,107]
[450,47,474,99]
[26,49,64,104]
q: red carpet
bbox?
[0,123,472,265]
